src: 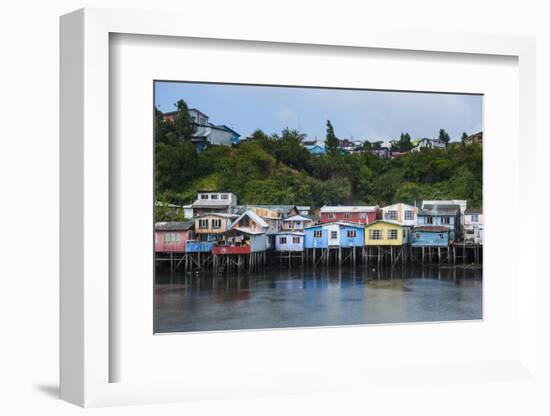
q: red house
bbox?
[154,221,194,253]
[319,205,380,225]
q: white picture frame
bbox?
[60,8,537,407]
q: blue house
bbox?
[305,144,326,155]
[274,232,304,251]
[304,222,364,249]
[410,226,450,247]
[417,204,460,241]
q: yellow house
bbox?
[364,220,410,246]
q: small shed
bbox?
[275,232,304,252]
[155,221,194,253]
[364,220,410,246]
[410,226,450,247]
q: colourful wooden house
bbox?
[319,206,380,225]
[281,214,313,231]
[194,213,237,242]
[155,221,194,253]
[416,204,460,242]
[274,232,304,252]
[212,210,270,254]
[304,222,365,249]
[410,226,450,247]
[381,203,418,226]
[364,220,410,246]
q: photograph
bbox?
[153,81,483,333]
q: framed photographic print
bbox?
[60,8,537,407]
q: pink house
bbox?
[155,221,194,253]
[319,205,380,225]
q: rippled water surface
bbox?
[154,266,482,333]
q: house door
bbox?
[329,229,339,246]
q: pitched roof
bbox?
[320,205,378,213]
[195,213,238,219]
[231,210,269,229]
[155,221,194,231]
[282,214,313,222]
[465,208,483,214]
[365,220,407,228]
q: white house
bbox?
[464,208,483,244]
[381,203,418,226]
[190,191,238,216]
[411,138,447,152]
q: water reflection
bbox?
[154,265,482,333]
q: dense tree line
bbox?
[155,100,482,221]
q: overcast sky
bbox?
[155,81,483,142]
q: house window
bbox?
[221,194,229,200]
[313,230,322,238]
[425,216,433,224]
[347,230,356,238]
[280,237,287,244]
[359,213,366,219]
[198,219,209,229]
[164,232,181,243]
[369,229,382,240]
[415,232,421,239]
[200,194,208,199]
[441,216,451,225]
[328,213,336,219]
[471,214,479,222]
[388,229,398,240]
[385,210,397,220]
[295,221,301,228]
[439,233,445,239]
[330,231,338,239]
[293,237,300,244]
[404,210,415,220]
[344,213,352,219]
[211,219,222,229]
[211,194,219,200]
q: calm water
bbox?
[154,265,482,333]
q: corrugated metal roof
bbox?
[231,210,269,229]
[282,215,312,222]
[365,220,408,227]
[320,205,378,213]
[155,221,194,231]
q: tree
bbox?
[173,99,196,140]
[461,132,469,143]
[438,128,451,146]
[398,132,413,152]
[324,120,339,155]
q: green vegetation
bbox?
[155,101,482,220]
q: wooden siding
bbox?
[320,211,377,225]
[186,241,215,253]
[364,221,409,246]
[410,229,450,247]
[275,234,304,251]
[304,223,364,248]
[154,230,191,253]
